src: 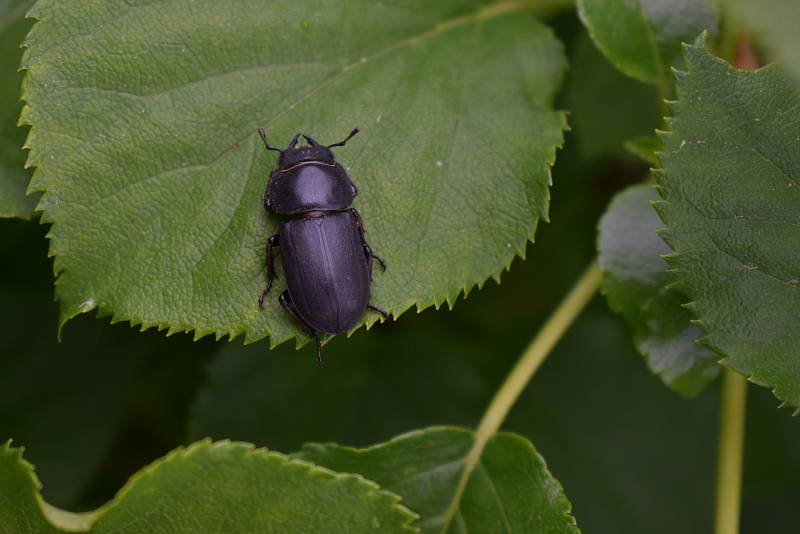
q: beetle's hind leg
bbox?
[371,254,387,272]
[278,290,324,367]
[349,208,387,279]
[258,234,280,309]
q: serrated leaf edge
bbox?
[1,439,419,533]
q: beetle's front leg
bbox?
[258,234,280,309]
[349,208,386,277]
[263,171,278,210]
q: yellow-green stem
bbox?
[715,368,748,534]
[441,261,602,530]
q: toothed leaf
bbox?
[577,0,718,83]
[0,0,36,219]
[0,440,417,533]
[296,427,579,534]
[658,39,800,407]
[721,0,800,83]
[598,184,718,397]
[21,0,566,345]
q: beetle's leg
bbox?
[327,127,360,148]
[258,234,280,310]
[367,304,389,322]
[287,133,300,149]
[263,186,271,210]
[349,208,386,279]
[278,290,324,367]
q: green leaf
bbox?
[296,427,579,534]
[563,31,661,159]
[720,0,800,83]
[598,184,718,397]
[0,0,36,219]
[656,38,800,407]
[0,440,417,533]
[577,0,718,83]
[20,0,567,345]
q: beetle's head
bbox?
[278,143,335,170]
[258,128,359,171]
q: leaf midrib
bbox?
[251,0,539,165]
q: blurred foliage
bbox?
[297,428,579,533]
[0,220,216,510]
[598,184,718,397]
[564,32,661,160]
[577,0,718,83]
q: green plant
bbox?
[2,0,799,532]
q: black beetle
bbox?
[257,127,387,366]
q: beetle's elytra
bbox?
[257,127,387,366]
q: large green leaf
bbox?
[0,0,36,219]
[656,38,800,407]
[296,427,579,533]
[0,440,417,533]
[721,0,800,83]
[20,0,567,345]
[598,184,718,396]
[577,0,717,83]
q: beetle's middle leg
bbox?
[349,208,386,278]
[278,290,324,367]
[258,234,280,309]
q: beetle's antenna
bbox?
[258,128,283,154]
[327,127,359,148]
[302,134,320,146]
[288,133,301,149]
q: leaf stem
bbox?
[441,261,602,530]
[714,368,747,534]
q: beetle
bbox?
[257,126,387,366]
